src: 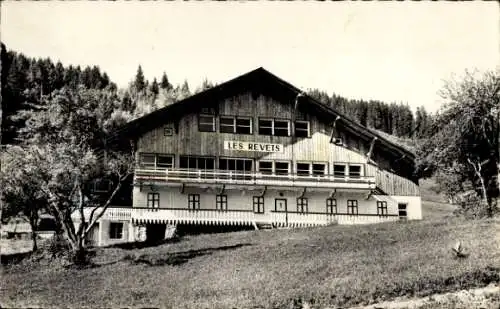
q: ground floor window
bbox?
[147,192,160,208]
[377,201,388,216]
[297,197,308,213]
[188,194,200,210]
[347,200,358,215]
[216,194,228,211]
[109,222,123,239]
[398,203,407,220]
[326,198,337,214]
[253,196,265,213]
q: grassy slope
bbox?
[2,217,499,309]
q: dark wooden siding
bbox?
[136,91,418,195]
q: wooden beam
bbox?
[329,116,342,143]
[365,190,375,200]
[217,184,226,195]
[298,187,307,198]
[366,137,378,161]
[259,186,267,197]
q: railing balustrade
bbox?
[134,168,376,189]
[130,208,398,226]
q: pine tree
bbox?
[160,72,172,90]
[134,65,146,92]
[150,78,159,95]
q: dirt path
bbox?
[348,284,500,309]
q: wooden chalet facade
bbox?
[85,68,421,246]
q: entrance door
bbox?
[275,198,288,226]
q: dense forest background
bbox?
[1,43,434,145]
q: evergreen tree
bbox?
[134,65,146,92]
[160,72,172,90]
[150,77,159,95]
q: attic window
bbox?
[199,114,215,132]
[164,127,174,136]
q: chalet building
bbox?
[84,68,421,246]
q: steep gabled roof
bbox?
[112,67,415,161]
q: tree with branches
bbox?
[2,86,135,263]
[416,69,500,217]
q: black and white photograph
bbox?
[1,1,499,308]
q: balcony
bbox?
[134,168,376,190]
[131,208,399,226]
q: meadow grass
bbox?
[2,214,499,309]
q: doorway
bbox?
[146,223,167,244]
[275,198,288,226]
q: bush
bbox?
[454,192,491,219]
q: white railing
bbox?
[132,208,263,225]
[131,208,399,226]
[134,168,376,189]
[72,207,132,222]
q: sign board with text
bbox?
[223,141,284,153]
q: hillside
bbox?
[2,216,499,309]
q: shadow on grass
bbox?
[1,251,33,265]
[125,243,253,267]
[109,237,181,250]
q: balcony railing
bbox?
[73,206,132,222]
[131,208,399,227]
[134,168,376,189]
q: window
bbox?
[347,200,358,215]
[326,198,337,214]
[398,203,407,220]
[164,127,174,136]
[180,156,215,170]
[296,163,310,176]
[258,161,273,174]
[333,164,346,177]
[216,195,228,211]
[349,165,362,178]
[297,197,308,213]
[219,158,253,172]
[312,163,326,176]
[258,118,290,136]
[139,153,156,168]
[236,117,252,134]
[253,196,264,213]
[147,193,160,208]
[109,222,123,239]
[274,120,290,136]
[188,194,200,210]
[139,153,174,169]
[294,121,310,138]
[377,201,388,216]
[157,155,174,169]
[199,114,215,132]
[275,162,290,175]
[258,118,273,135]
[219,116,235,133]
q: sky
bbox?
[1,2,498,113]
